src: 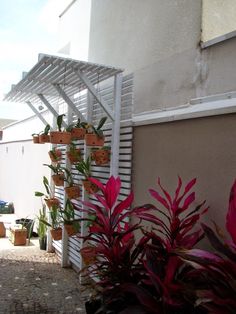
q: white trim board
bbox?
[132,97,236,126]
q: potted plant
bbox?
[60,199,80,237]
[63,168,80,199]
[43,164,64,186]
[32,133,41,144]
[37,205,47,250]
[75,157,98,194]
[91,146,111,166]
[40,205,62,241]
[69,118,87,140]
[35,176,60,208]
[48,147,62,163]
[39,124,51,143]
[49,114,71,144]
[66,142,82,164]
[85,117,107,146]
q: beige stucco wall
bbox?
[202,0,236,42]
[133,113,236,228]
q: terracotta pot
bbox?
[85,134,105,147]
[39,134,50,143]
[71,128,86,140]
[32,136,40,144]
[82,180,99,194]
[65,186,80,199]
[52,173,64,186]
[66,149,81,163]
[50,131,71,144]
[80,246,97,265]
[48,149,62,162]
[9,227,27,246]
[50,228,62,241]
[45,198,60,208]
[0,222,6,237]
[92,149,110,165]
[64,224,78,237]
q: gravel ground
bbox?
[0,237,86,314]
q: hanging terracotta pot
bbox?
[48,149,62,162]
[45,198,60,208]
[80,246,97,265]
[85,134,105,147]
[52,173,64,186]
[65,186,80,199]
[50,131,71,144]
[64,223,78,237]
[82,180,99,194]
[71,128,86,140]
[32,135,40,144]
[50,228,62,241]
[91,149,110,165]
[39,134,50,143]
[66,149,81,164]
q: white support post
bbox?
[53,84,87,123]
[75,69,115,121]
[37,94,68,128]
[110,73,122,177]
[61,105,73,268]
[26,101,49,126]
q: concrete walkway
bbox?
[0,231,86,313]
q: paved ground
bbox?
[0,226,87,313]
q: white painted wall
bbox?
[57,0,91,60]
[0,113,52,219]
[202,0,236,42]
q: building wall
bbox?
[57,0,91,60]
[88,0,202,115]
[133,114,236,228]
[202,0,236,42]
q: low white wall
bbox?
[0,113,52,219]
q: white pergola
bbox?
[4,53,124,267]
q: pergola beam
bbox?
[53,84,87,123]
[75,69,115,121]
[37,94,68,128]
[26,101,49,126]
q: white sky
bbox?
[0,0,71,120]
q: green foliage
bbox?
[75,157,91,178]
[43,124,50,135]
[40,205,61,229]
[37,205,48,238]
[90,117,107,138]
[43,163,63,175]
[62,167,74,186]
[57,114,66,132]
[35,176,53,199]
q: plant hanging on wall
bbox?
[85,117,107,147]
[49,114,71,144]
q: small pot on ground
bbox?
[39,235,47,250]
[0,222,6,237]
[65,186,80,199]
[50,228,62,241]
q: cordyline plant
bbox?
[74,176,150,313]
[178,180,236,314]
[129,177,209,313]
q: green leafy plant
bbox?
[67,118,88,132]
[62,168,74,187]
[48,147,62,162]
[40,124,50,135]
[75,157,92,178]
[40,205,61,229]
[35,176,54,199]
[56,114,66,132]
[88,117,107,138]
[37,204,48,239]
[43,163,63,175]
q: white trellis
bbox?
[4,54,133,270]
